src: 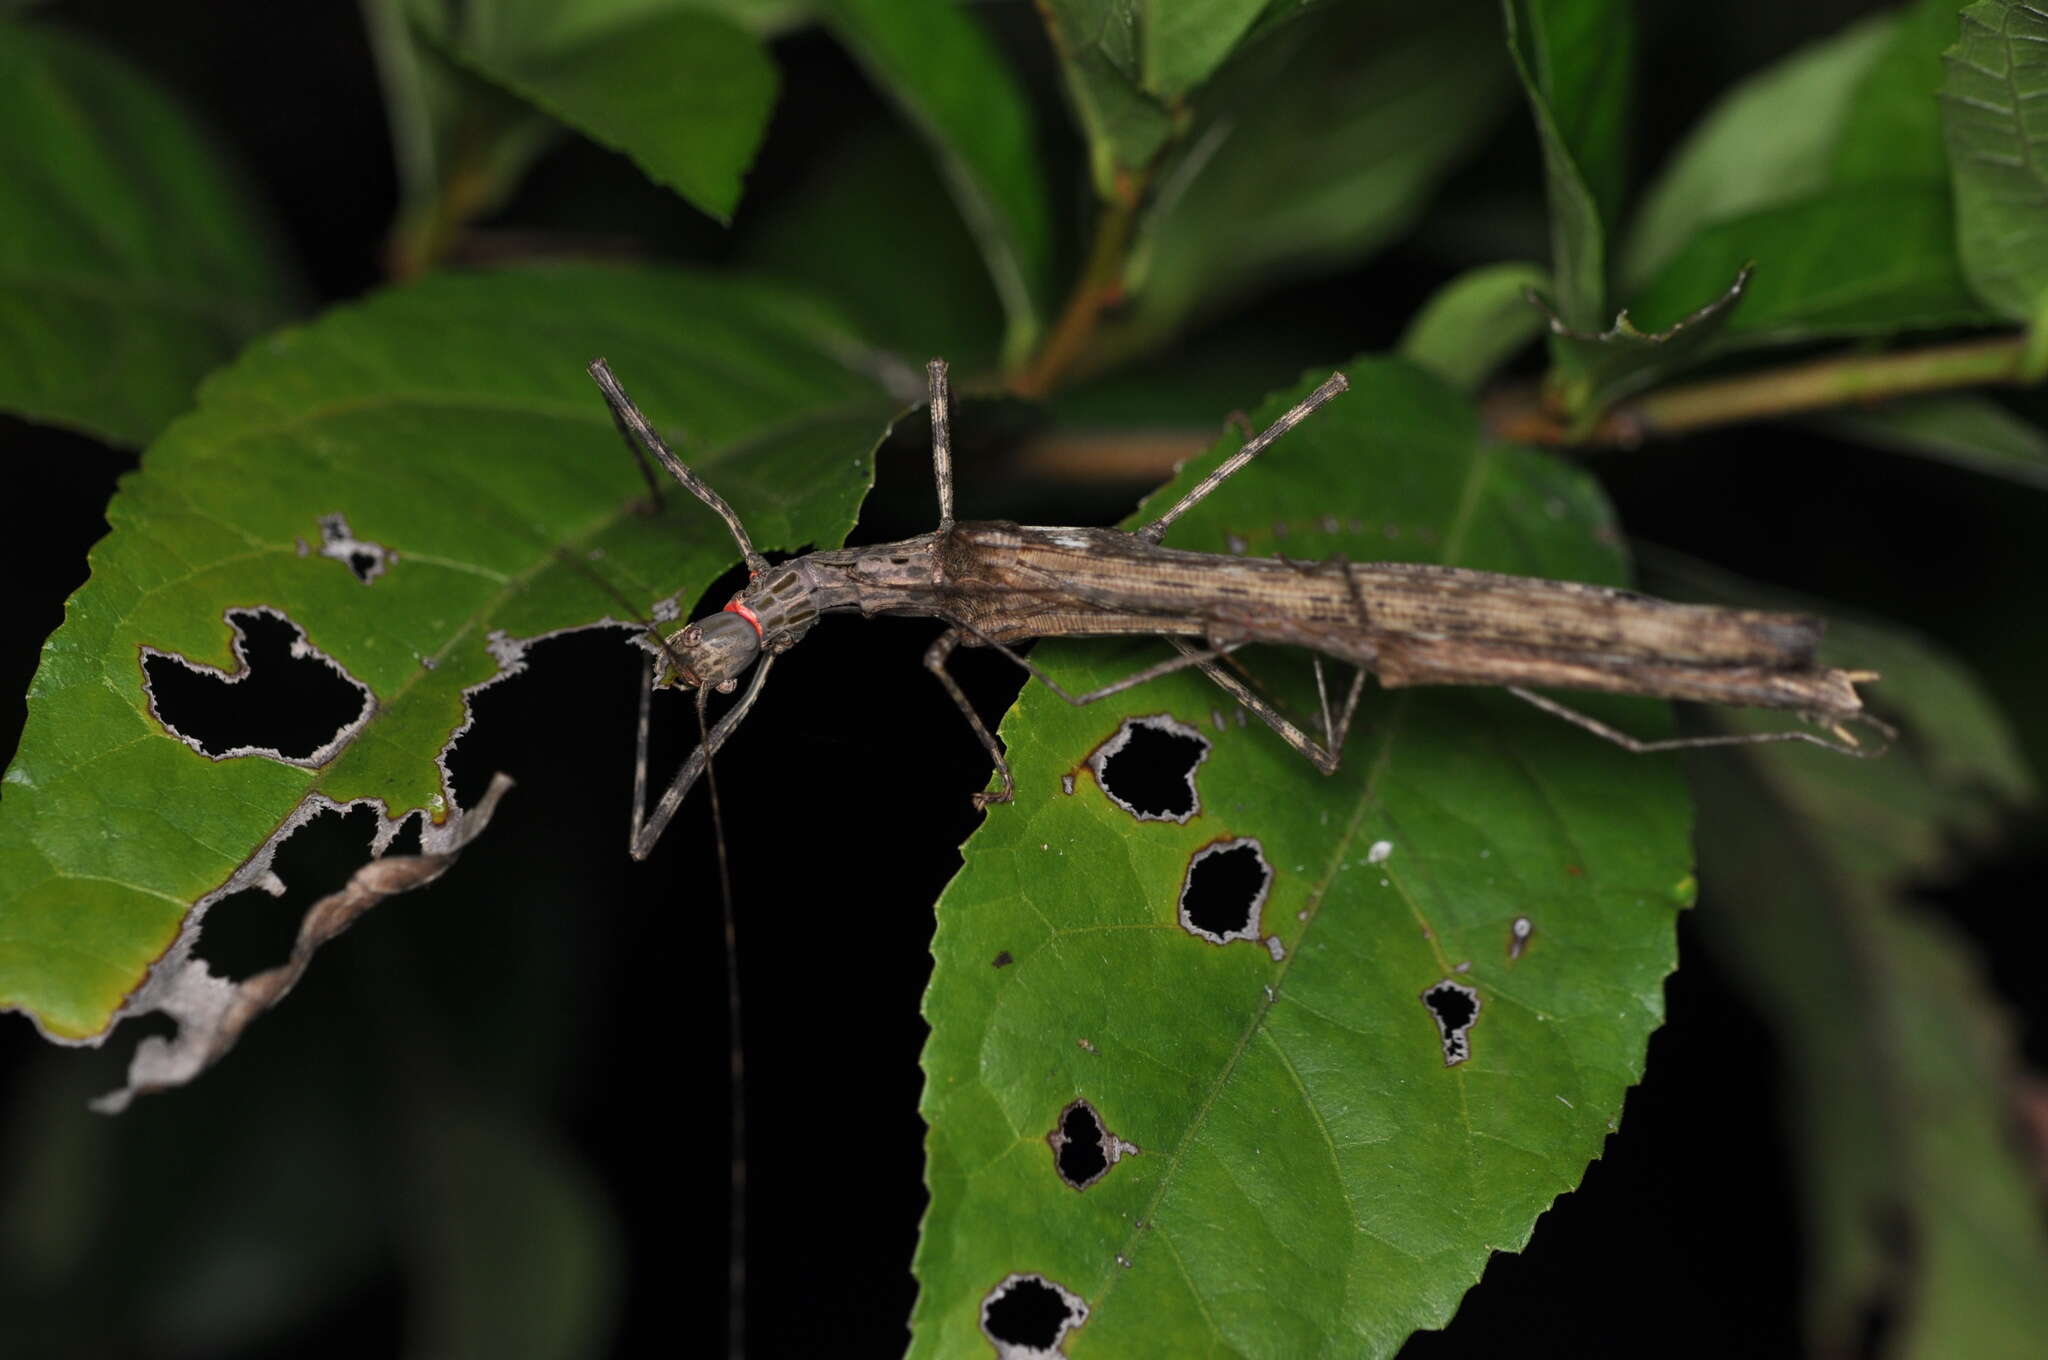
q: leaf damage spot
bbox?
[1046,1098,1139,1191]
[1265,935,1286,961]
[1179,837,1272,945]
[1422,980,1482,1067]
[992,950,1013,968]
[981,1272,1088,1358]
[93,774,515,1112]
[1366,839,1393,865]
[1510,915,1534,960]
[141,608,374,767]
[1088,714,1209,822]
[1060,772,1075,795]
[316,512,392,584]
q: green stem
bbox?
[1491,335,2037,446]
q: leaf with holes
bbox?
[0,264,900,1045]
[914,359,1693,1355]
[0,20,303,447]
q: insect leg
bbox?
[1135,372,1349,543]
[1505,687,1890,757]
[925,625,1244,808]
[928,358,955,533]
[1170,639,1352,773]
[630,654,779,859]
[588,358,770,577]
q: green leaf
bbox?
[0,21,301,447]
[740,121,1008,371]
[1039,0,1178,197]
[0,265,900,1041]
[1139,0,1269,98]
[1620,12,1897,291]
[823,0,1054,367]
[1539,264,1751,427]
[408,0,778,224]
[1628,183,1995,341]
[1503,0,1636,330]
[1814,393,2048,489]
[1119,3,1510,349]
[1833,0,1970,183]
[1397,262,1551,393]
[1676,591,2046,1358]
[1941,1,2048,327]
[915,359,1693,1355]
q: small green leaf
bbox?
[1941,1,2048,327]
[409,0,778,224]
[1503,0,1636,330]
[1038,0,1177,197]
[915,360,1691,1355]
[1815,393,2048,490]
[824,0,1054,367]
[0,21,302,446]
[1539,265,1752,427]
[1397,262,1552,392]
[1139,0,1269,98]
[1620,12,1896,290]
[0,266,900,1041]
[1833,0,1970,183]
[1628,183,1994,342]
[1120,3,1510,349]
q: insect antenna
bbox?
[696,684,749,1360]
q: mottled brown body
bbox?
[790,522,1867,724]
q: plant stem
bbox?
[1010,173,1149,399]
[1489,335,2037,447]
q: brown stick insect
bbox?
[589,355,1882,861]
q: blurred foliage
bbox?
[2,1,2045,1356]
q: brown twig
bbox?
[1009,170,1151,399]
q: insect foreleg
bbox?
[588,358,770,578]
[927,358,955,533]
[629,654,779,859]
[1135,371,1349,544]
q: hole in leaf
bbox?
[1422,980,1481,1067]
[143,609,372,765]
[315,512,391,584]
[1087,714,1209,822]
[1046,1098,1138,1191]
[1179,838,1271,945]
[981,1272,1088,1357]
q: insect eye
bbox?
[716,678,738,694]
[681,625,702,645]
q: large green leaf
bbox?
[1620,11,1897,291]
[1628,183,1995,341]
[1833,0,1970,184]
[1119,2,1510,349]
[1503,0,1635,331]
[914,359,1693,1354]
[407,0,779,224]
[1674,583,2047,1359]
[823,0,1054,367]
[0,21,301,447]
[0,265,899,1042]
[1941,0,2048,336]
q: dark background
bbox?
[3,2,2044,1356]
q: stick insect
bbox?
[589,355,1882,863]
